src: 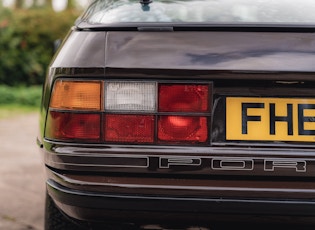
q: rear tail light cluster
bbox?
[45,80,212,145]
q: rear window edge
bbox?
[76,21,315,32]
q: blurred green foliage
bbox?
[0,7,80,86]
[0,85,42,107]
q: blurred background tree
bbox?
[7,0,86,10]
[0,0,89,86]
[14,0,23,8]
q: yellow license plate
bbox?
[226,97,315,142]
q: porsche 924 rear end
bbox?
[37,0,315,229]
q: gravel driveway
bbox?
[0,113,45,230]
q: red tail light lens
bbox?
[104,115,154,143]
[158,116,208,142]
[46,111,100,142]
[159,84,209,112]
[46,80,211,145]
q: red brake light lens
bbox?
[104,115,154,143]
[46,111,100,142]
[159,84,209,112]
[158,116,208,142]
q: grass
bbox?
[0,104,39,119]
[0,85,42,119]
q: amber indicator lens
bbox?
[46,111,101,141]
[158,116,208,143]
[50,80,102,110]
[104,114,155,143]
[159,84,209,112]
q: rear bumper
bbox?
[46,169,315,226]
[47,178,315,215]
[43,143,315,225]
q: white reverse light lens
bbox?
[105,82,156,111]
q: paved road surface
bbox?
[0,113,45,230]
